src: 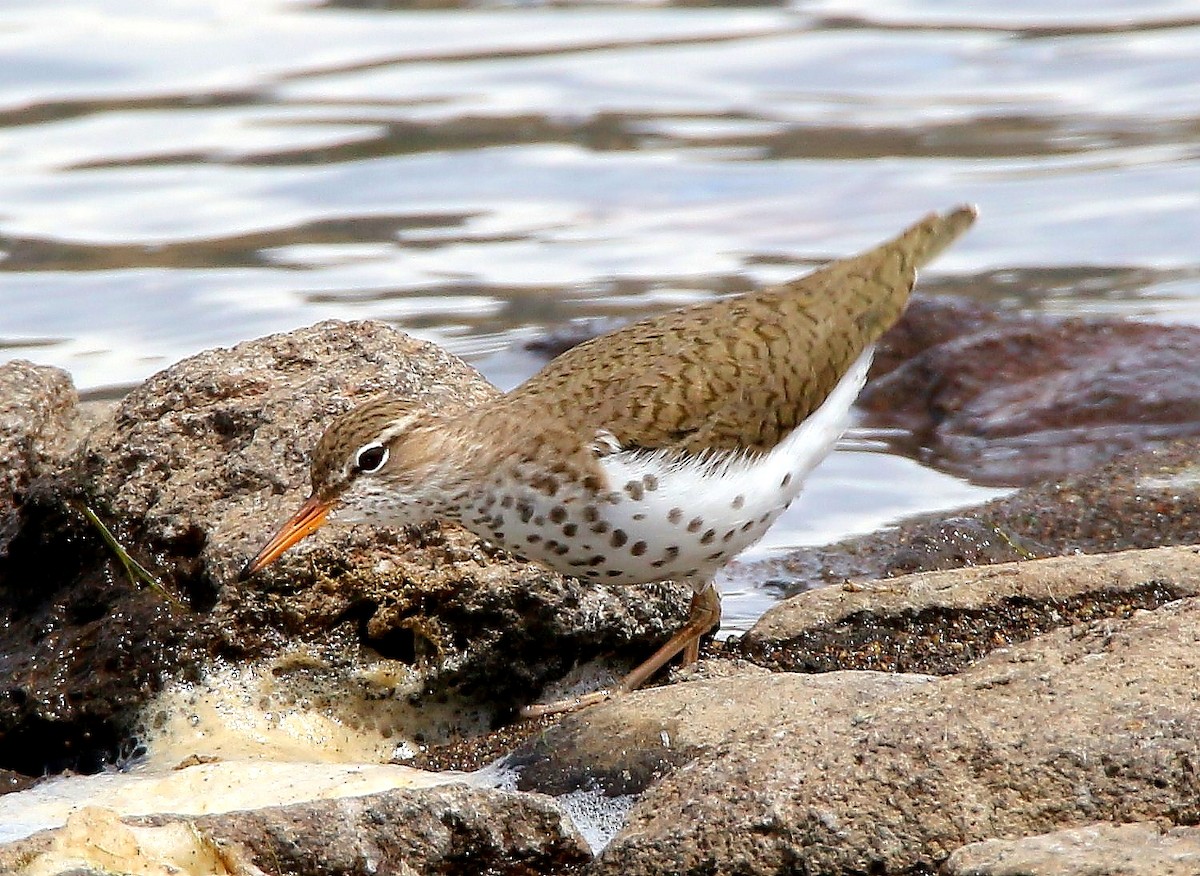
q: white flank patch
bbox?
[592,348,874,584]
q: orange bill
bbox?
[239,495,333,580]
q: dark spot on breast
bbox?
[606,569,623,578]
[633,512,646,521]
[742,521,756,532]
[723,529,736,542]
[501,496,514,509]
[549,505,568,524]
[759,513,772,524]
[687,518,703,533]
[517,500,534,524]
[780,473,793,489]
[651,559,666,568]
[562,523,578,537]
[731,494,745,509]
[586,570,601,578]
[625,480,644,501]
[534,516,546,527]
[701,529,715,545]
[532,475,559,496]
[664,546,680,560]
[643,474,659,491]
[631,541,647,556]
[668,508,683,524]
[611,529,628,548]
[553,543,570,556]
[544,539,560,552]
[583,505,599,523]
[589,555,605,566]
[592,520,611,534]
[569,559,588,568]
[706,551,725,561]
[482,496,497,510]
[527,534,543,544]
[583,475,604,492]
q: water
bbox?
[2,0,1198,630]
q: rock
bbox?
[595,596,1200,875]
[734,544,1200,675]
[750,438,1200,598]
[0,768,36,797]
[0,783,590,876]
[946,822,1200,876]
[863,297,1200,486]
[184,784,589,876]
[0,361,78,558]
[0,321,689,776]
[505,669,932,797]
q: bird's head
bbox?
[239,397,453,579]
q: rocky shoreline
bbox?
[2,299,1200,875]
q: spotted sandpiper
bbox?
[242,206,976,716]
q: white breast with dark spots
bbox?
[462,350,872,589]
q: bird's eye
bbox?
[353,442,389,474]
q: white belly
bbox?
[464,350,872,588]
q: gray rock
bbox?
[742,439,1200,601]
[594,590,1200,875]
[186,783,590,876]
[0,361,78,557]
[0,783,591,876]
[734,544,1200,675]
[507,669,932,797]
[946,822,1200,876]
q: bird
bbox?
[241,206,977,716]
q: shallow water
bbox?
[2,0,1198,630]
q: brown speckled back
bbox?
[501,206,976,456]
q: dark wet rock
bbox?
[403,713,559,773]
[734,545,1200,675]
[750,438,1200,599]
[0,361,78,558]
[0,767,36,796]
[864,296,1200,486]
[870,294,1006,377]
[504,669,930,798]
[0,783,591,876]
[0,320,689,776]
[594,596,1200,875]
[946,822,1200,876]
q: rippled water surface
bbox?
[3,0,1198,629]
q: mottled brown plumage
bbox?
[493,205,976,456]
[242,206,977,716]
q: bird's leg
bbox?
[521,582,721,719]
[619,582,720,693]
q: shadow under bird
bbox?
[241,206,977,716]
